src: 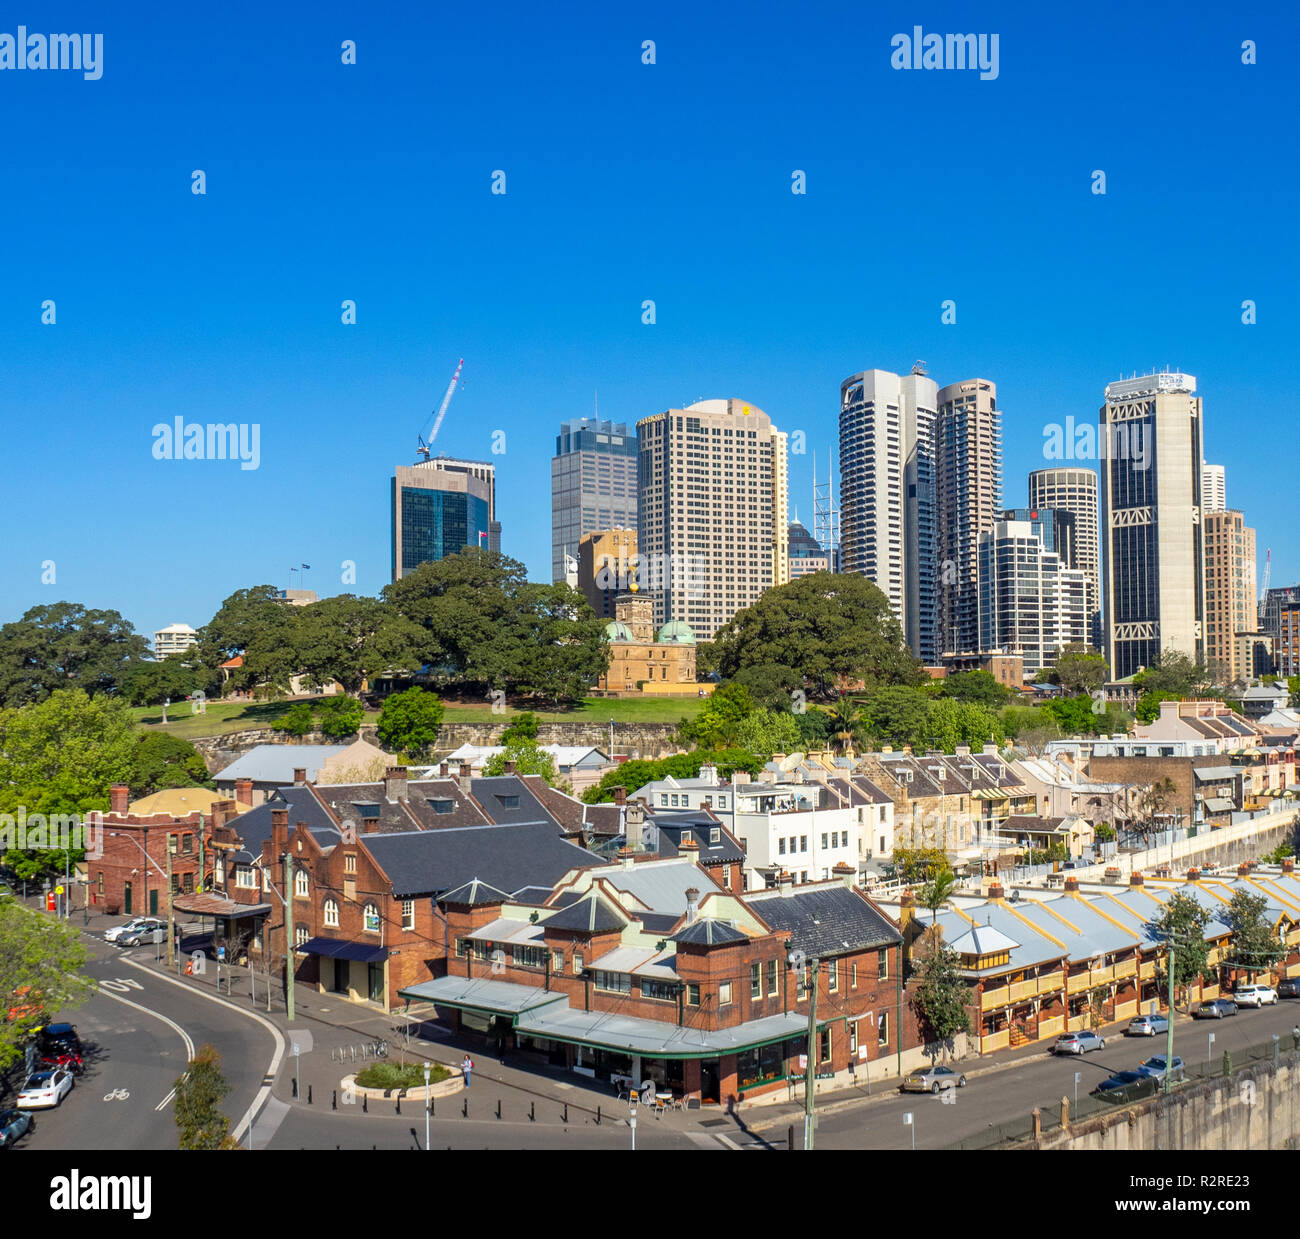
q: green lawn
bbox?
[133,695,703,740]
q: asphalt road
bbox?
[801,999,1300,1150]
[11,943,279,1152]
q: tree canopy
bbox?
[376,687,445,758]
[703,572,924,702]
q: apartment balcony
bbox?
[1066,971,1092,995]
[982,1029,1010,1053]
[1139,959,1157,981]
[980,985,1010,1011]
[1114,958,1138,980]
[1037,1014,1065,1039]
[1009,979,1037,1003]
[1037,970,1064,995]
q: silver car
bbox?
[1053,1031,1106,1055]
[1126,1013,1170,1037]
[901,1065,967,1094]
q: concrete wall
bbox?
[1031,1052,1300,1150]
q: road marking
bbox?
[155,1089,176,1112]
[119,957,286,1146]
[99,977,145,992]
[95,982,195,1111]
[103,1088,131,1101]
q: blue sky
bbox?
[1,2,1294,641]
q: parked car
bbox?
[1233,984,1278,1008]
[1053,1031,1106,1055]
[1137,1054,1185,1082]
[1126,1013,1170,1037]
[36,1024,85,1075]
[1278,978,1300,999]
[1092,1070,1160,1103]
[1192,998,1239,1019]
[901,1065,967,1094]
[0,1108,33,1149]
[16,1069,74,1110]
[104,916,165,945]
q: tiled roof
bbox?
[224,786,339,861]
[543,894,625,933]
[746,885,900,956]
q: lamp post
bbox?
[423,1061,431,1150]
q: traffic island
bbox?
[341,1062,463,1103]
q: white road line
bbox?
[95,983,195,1110]
[714,1133,743,1150]
[118,957,286,1145]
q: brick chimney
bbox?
[988,882,1005,901]
[685,888,700,924]
[778,870,794,897]
[235,778,253,806]
[619,847,636,869]
[503,760,516,775]
[458,764,473,795]
[383,766,408,802]
[832,861,855,890]
[1064,876,1080,893]
[110,784,130,816]
[270,807,288,845]
[1237,863,1251,877]
[679,838,700,862]
[613,786,627,806]
[1130,871,1144,888]
[293,767,307,785]
[439,761,449,778]
[1283,858,1295,874]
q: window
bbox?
[642,979,676,1001]
[363,904,380,933]
[324,898,339,928]
[660,794,669,806]
[235,864,257,889]
[594,970,631,993]
[97,872,104,895]
[819,1028,831,1063]
[821,833,828,850]
[168,833,178,855]
[877,1011,889,1047]
[722,864,733,887]
[851,963,858,989]
[849,1020,859,1054]
[182,833,193,855]
[686,983,701,1006]
[402,899,415,930]
[710,827,720,844]
[514,945,547,969]
[827,960,838,992]
[182,872,194,894]
[750,962,762,999]
[778,838,786,856]
[455,936,468,957]
[294,869,309,898]
[767,958,778,996]
[295,925,309,948]
[344,853,357,874]
[681,830,693,845]
[494,794,520,809]
[170,873,180,894]
[552,949,564,971]
[719,796,727,808]
[427,799,454,815]
[355,803,381,820]
[878,948,889,979]
[800,836,807,852]
[573,951,584,975]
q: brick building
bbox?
[91,784,207,918]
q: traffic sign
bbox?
[152,928,165,945]
[54,884,64,894]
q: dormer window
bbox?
[710,827,720,844]
[495,794,519,809]
[354,803,381,820]
[427,799,454,815]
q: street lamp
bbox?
[423,1061,431,1151]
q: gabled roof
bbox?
[746,884,900,956]
[439,878,513,907]
[216,744,349,784]
[674,918,747,946]
[225,785,340,862]
[543,894,625,933]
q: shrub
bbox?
[354,1061,450,1091]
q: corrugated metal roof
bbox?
[215,744,350,784]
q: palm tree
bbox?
[918,868,958,927]
[829,696,862,755]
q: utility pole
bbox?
[283,852,296,1022]
[804,957,819,1151]
[1165,940,1176,1096]
[166,846,175,969]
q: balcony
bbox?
[1139,959,1156,981]
[1037,970,1064,995]
[1037,1014,1065,1039]
[1066,972,1092,995]
[982,1029,1010,1053]
[1009,979,1036,1003]
[980,985,1010,1011]
[1114,958,1137,980]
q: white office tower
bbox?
[1202,463,1226,514]
[1028,467,1102,649]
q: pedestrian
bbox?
[461,1054,473,1086]
[1292,1024,1299,1051]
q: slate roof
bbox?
[471,775,560,826]
[439,878,513,907]
[215,744,349,785]
[310,782,423,833]
[363,823,603,898]
[520,777,623,837]
[746,885,901,956]
[674,919,748,946]
[543,894,625,933]
[651,818,745,865]
[223,786,340,862]
[399,779,491,830]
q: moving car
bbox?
[0,1109,33,1149]
[1126,1013,1170,1037]
[1137,1054,1185,1082]
[16,1068,74,1110]
[901,1065,967,1094]
[1233,984,1277,1008]
[1053,1031,1106,1055]
[1192,998,1238,1019]
[1278,978,1300,999]
[1092,1070,1160,1103]
[104,916,165,945]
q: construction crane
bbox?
[1259,547,1271,603]
[417,358,465,459]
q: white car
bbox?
[1233,984,1277,1008]
[105,916,165,945]
[17,1068,74,1109]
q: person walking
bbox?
[461,1054,473,1086]
[1291,1024,1299,1052]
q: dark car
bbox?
[0,1108,33,1149]
[1092,1070,1160,1103]
[1277,978,1300,999]
[1192,998,1239,1019]
[36,1024,84,1074]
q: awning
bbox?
[298,936,388,964]
[970,789,1010,801]
[172,894,271,919]
[398,976,569,1016]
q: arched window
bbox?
[363,903,381,933]
[323,898,339,928]
[294,869,309,898]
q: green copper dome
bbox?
[655,620,697,645]
[603,620,633,642]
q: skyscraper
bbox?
[550,418,639,582]
[391,456,499,582]
[1027,467,1101,649]
[637,398,787,640]
[1099,371,1205,679]
[1203,509,1257,684]
[937,378,1002,656]
[978,517,1087,676]
[1202,463,1226,514]
[839,366,938,660]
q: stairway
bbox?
[1008,1025,1031,1048]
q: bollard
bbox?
[432,1097,435,1118]
[332,1089,337,1111]
[462,1097,468,1118]
[363,1094,368,1113]
[530,1101,535,1122]
[788,1124,795,1151]
[292,1077,298,1098]
[563,1103,568,1124]
[308,1084,312,1106]
[396,1095,401,1115]
[596,1105,601,1126]
[496,1099,501,1120]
